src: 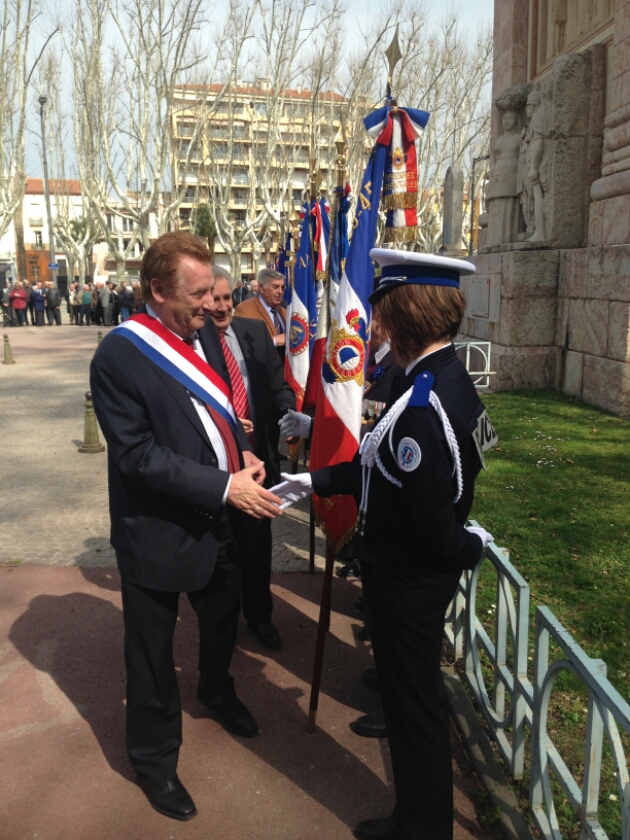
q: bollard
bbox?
[79,391,105,453]
[97,331,103,345]
[2,334,15,365]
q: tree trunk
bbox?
[116,258,126,284]
[229,250,242,285]
[207,236,215,262]
[13,206,26,284]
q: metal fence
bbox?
[454,341,495,389]
[444,521,630,840]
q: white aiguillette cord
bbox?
[357,387,463,536]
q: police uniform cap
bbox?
[369,249,476,304]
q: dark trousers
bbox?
[370,553,459,840]
[46,307,61,325]
[120,542,242,783]
[78,304,91,325]
[35,309,45,326]
[27,302,35,324]
[236,514,273,625]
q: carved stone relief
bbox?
[537,0,613,69]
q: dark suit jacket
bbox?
[90,320,251,592]
[206,317,295,487]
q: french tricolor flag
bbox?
[284,205,316,410]
[365,104,430,243]
[309,141,388,549]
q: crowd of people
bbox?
[1,276,143,328]
[86,231,493,840]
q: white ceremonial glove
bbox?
[466,526,494,549]
[279,409,312,439]
[269,472,314,510]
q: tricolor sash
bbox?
[112,314,237,430]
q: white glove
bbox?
[466,526,494,548]
[269,472,314,510]
[279,409,312,439]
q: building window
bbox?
[35,231,43,247]
[121,216,134,233]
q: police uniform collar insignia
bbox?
[368,249,475,304]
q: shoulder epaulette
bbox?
[407,370,434,408]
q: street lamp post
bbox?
[39,95,58,289]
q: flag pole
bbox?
[307,541,336,732]
[306,33,404,733]
[306,129,350,728]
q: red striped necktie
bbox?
[219,332,253,444]
[183,334,240,472]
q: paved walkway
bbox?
[0,326,499,840]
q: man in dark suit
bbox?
[90,232,282,823]
[209,267,295,649]
[234,269,286,360]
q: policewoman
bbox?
[308,249,494,840]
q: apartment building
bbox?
[171,82,347,279]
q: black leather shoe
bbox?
[138,776,197,821]
[358,625,371,641]
[362,667,380,690]
[248,621,281,650]
[353,816,403,840]
[350,710,387,738]
[200,690,259,738]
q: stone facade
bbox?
[461,0,630,417]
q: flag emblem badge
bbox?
[289,312,309,355]
[323,319,366,387]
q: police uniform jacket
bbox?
[312,343,485,576]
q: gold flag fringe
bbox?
[382,192,418,210]
[315,269,327,281]
[289,437,305,462]
[384,225,418,243]
[313,502,357,554]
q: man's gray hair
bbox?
[258,268,285,286]
[211,264,234,290]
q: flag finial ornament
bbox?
[385,26,403,86]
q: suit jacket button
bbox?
[210,458,217,465]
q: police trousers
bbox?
[370,549,460,840]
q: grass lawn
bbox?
[467,389,630,839]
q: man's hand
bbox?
[239,418,254,435]
[227,465,281,518]
[242,450,265,485]
[274,333,286,348]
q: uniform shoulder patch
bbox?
[397,437,422,472]
[472,410,498,470]
[407,371,434,408]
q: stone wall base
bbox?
[464,242,630,417]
